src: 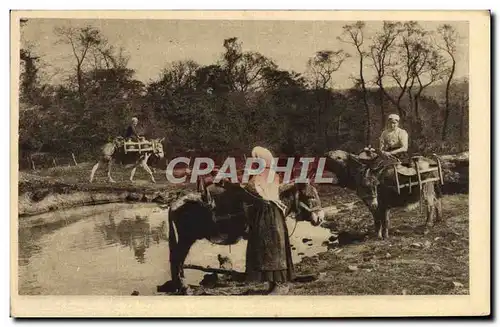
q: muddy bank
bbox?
[18,178,191,217]
[155,193,469,296]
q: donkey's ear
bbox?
[279,182,295,194]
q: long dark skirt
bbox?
[245,197,295,283]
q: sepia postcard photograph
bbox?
[10,9,490,318]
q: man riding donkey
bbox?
[125,117,142,142]
[89,116,165,183]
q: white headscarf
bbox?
[387,114,400,122]
[251,146,274,168]
[249,146,286,213]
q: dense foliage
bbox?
[19,21,468,169]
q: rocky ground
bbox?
[17,163,470,296]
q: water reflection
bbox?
[18,203,332,295]
[94,214,168,264]
[18,228,43,267]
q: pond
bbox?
[18,202,333,295]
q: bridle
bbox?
[205,181,321,237]
[150,139,164,157]
[355,166,381,205]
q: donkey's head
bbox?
[280,183,324,227]
[355,167,380,212]
[150,137,165,159]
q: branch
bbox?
[390,70,404,89]
[67,34,82,65]
[183,264,244,276]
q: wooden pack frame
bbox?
[393,154,444,195]
[123,140,155,154]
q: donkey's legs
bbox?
[129,166,138,182]
[370,207,382,239]
[381,207,390,239]
[89,160,101,183]
[434,198,444,224]
[107,159,116,183]
[434,183,444,224]
[170,239,195,294]
[423,183,437,234]
[129,157,141,182]
[371,208,383,239]
[140,154,156,183]
[423,202,435,235]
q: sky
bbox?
[20,18,469,89]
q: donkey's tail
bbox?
[168,207,178,255]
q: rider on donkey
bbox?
[125,117,141,142]
[243,146,294,295]
[379,113,409,163]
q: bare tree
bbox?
[412,45,446,133]
[54,26,107,102]
[220,38,277,93]
[458,91,469,151]
[307,50,350,90]
[339,21,372,144]
[386,21,430,120]
[19,19,42,104]
[436,24,458,141]
[369,21,403,120]
[221,37,243,92]
[307,49,350,149]
[234,51,277,92]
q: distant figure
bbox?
[125,117,141,141]
[217,254,233,270]
[379,114,409,161]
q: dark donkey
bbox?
[325,149,444,239]
[163,179,325,294]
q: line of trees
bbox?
[19,20,468,168]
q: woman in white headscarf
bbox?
[243,146,294,295]
[379,113,409,161]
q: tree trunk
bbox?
[359,54,371,145]
[336,115,342,144]
[76,63,85,104]
[413,91,423,140]
[441,58,456,141]
[380,82,405,119]
[379,87,385,122]
[459,99,467,152]
[323,92,329,150]
[316,90,322,148]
